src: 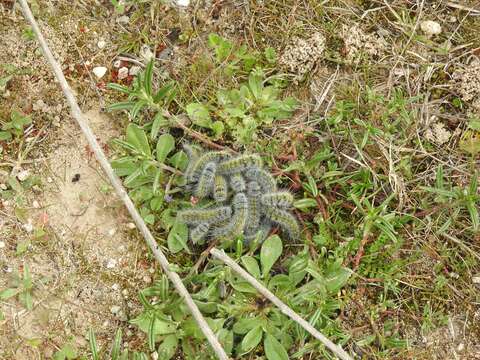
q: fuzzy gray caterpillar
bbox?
[177,145,300,245]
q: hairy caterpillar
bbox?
[245,167,277,192]
[230,173,246,193]
[261,191,293,208]
[190,223,210,244]
[194,161,216,198]
[264,206,300,240]
[217,154,263,175]
[177,206,232,225]
[244,221,272,244]
[211,193,248,240]
[213,175,228,202]
[245,181,261,234]
[186,151,232,185]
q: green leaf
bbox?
[233,317,262,334]
[107,101,136,112]
[19,291,33,310]
[167,222,189,254]
[111,329,123,360]
[157,334,178,360]
[240,326,263,354]
[107,83,132,94]
[186,103,212,128]
[241,256,260,279]
[264,47,277,63]
[151,113,169,140]
[248,73,263,100]
[260,235,282,277]
[0,288,18,300]
[264,333,289,360]
[156,133,175,163]
[0,75,12,92]
[144,60,154,96]
[211,121,224,138]
[169,151,188,171]
[325,267,352,293]
[88,329,99,360]
[153,82,175,103]
[293,198,318,210]
[16,240,30,256]
[126,124,151,157]
[0,131,12,141]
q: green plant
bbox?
[0,264,36,310]
[88,328,147,360]
[0,110,32,141]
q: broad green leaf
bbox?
[186,103,212,128]
[16,240,30,256]
[154,82,175,103]
[218,329,234,355]
[233,317,262,334]
[260,235,282,277]
[107,101,136,112]
[211,121,224,138]
[230,280,257,294]
[167,222,189,254]
[130,313,176,335]
[126,124,151,157]
[264,333,289,360]
[241,256,260,279]
[248,73,263,99]
[157,334,178,360]
[240,326,263,354]
[156,133,175,163]
[325,267,352,293]
[169,151,188,171]
[0,131,12,141]
[264,47,277,63]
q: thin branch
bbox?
[210,248,354,360]
[17,2,229,359]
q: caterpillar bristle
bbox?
[194,161,216,199]
[261,191,293,208]
[213,175,228,202]
[230,173,246,193]
[177,206,232,225]
[245,167,277,192]
[264,207,300,240]
[190,223,210,244]
[217,154,263,175]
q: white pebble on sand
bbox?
[92,66,107,79]
[420,20,442,37]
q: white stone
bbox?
[129,65,141,76]
[420,20,442,37]
[126,222,136,229]
[113,60,122,68]
[473,276,480,284]
[117,15,129,24]
[17,169,30,181]
[23,221,34,233]
[92,66,108,79]
[117,67,129,80]
[140,45,154,62]
[47,177,53,183]
[176,0,190,6]
[0,241,5,249]
[32,200,40,209]
[143,275,151,284]
[106,258,117,269]
[112,283,120,291]
[108,228,116,236]
[110,305,121,314]
[0,183,7,190]
[97,40,106,49]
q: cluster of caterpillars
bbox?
[176,144,300,245]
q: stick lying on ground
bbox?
[210,248,354,360]
[17,1,229,359]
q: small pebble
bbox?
[126,222,136,229]
[23,221,34,233]
[106,258,117,269]
[151,352,159,360]
[117,67,129,80]
[143,275,152,284]
[92,66,108,79]
[473,276,480,284]
[457,343,465,352]
[108,228,116,236]
[117,15,129,24]
[0,241,5,249]
[17,170,30,182]
[97,39,106,49]
[420,20,442,37]
[113,59,122,68]
[176,0,190,6]
[112,283,120,291]
[32,200,40,209]
[140,45,154,62]
[0,183,7,190]
[47,177,53,183]
[129,65,141,76]
[122,289,129,297]
[110,305,121,315]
